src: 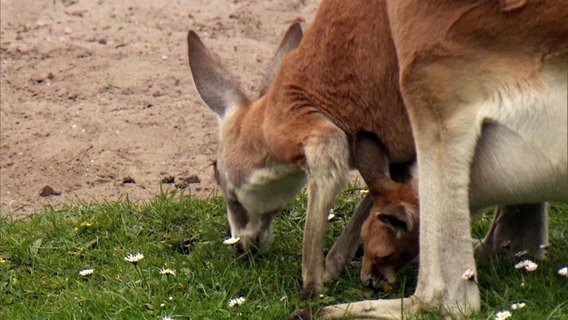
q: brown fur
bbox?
[265,0,414,164]
[360,181,418,287]
[312,0,567,318]
[352,133,419,287]
[260,0,416,298]
[188,0,416,299]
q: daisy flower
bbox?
[79,268,94,276]
[327,208,335,221]
[524,260,538,272]
[558,266,568,277]
[160,268,176,276]
[124,253,144,265]
[495,310,512,320]
[228,296,246,307]
[511,302,526,310]
[515,259,538,272]
[514,260,528,269]
[461,268,475,281]
[163,316,173,320]
[223,236,240,245]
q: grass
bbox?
[0,186,566,320]
[103,77,116,91]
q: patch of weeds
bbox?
[102,77,116,91]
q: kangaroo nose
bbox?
[361,272,374,287]
[361,272,388,288]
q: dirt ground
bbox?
[0,0,322,216]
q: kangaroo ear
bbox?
[353,132,391,189]
[187,30,249,118]
[259,22,303,97]
[377,204,415,233]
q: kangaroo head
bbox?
[187,24,304,251]
[354,132,419,287]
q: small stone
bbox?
[39,185,61,197]
[180,175,200,184]
[30,72,53,83]
[161,175,175,184]
[122,176,135,184]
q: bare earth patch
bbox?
[0,0,320,216]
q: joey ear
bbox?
[377,204,415,233]
[187,30,249,118]
[353,132,391,189]
[259,22,303,97]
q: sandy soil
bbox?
[1,0,321,216]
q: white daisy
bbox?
[511,302,526,310]
[163,316,173,320]
[514,260,529,269]
[223,236,240,245]
[228,296,246,307]
[558,266,568,277]
[515,259,538,272]
[461,268,475,281]
[524,261,538,272]
[495,310,512,320]
[159,268,176,276]
[327,208,335,221]
[124,253,144,264]
[79,268,94,276]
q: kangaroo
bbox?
[353,133,419,288]
[187,0,557,302]
[187,0,414,298]
[357,135,549,290]
[309,0,567,318]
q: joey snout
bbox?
[361,264,397,288]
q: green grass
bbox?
[1,187,566,320]
[102,77,116,91]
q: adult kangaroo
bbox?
[187,0,414,299]
[313,0,567,318]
